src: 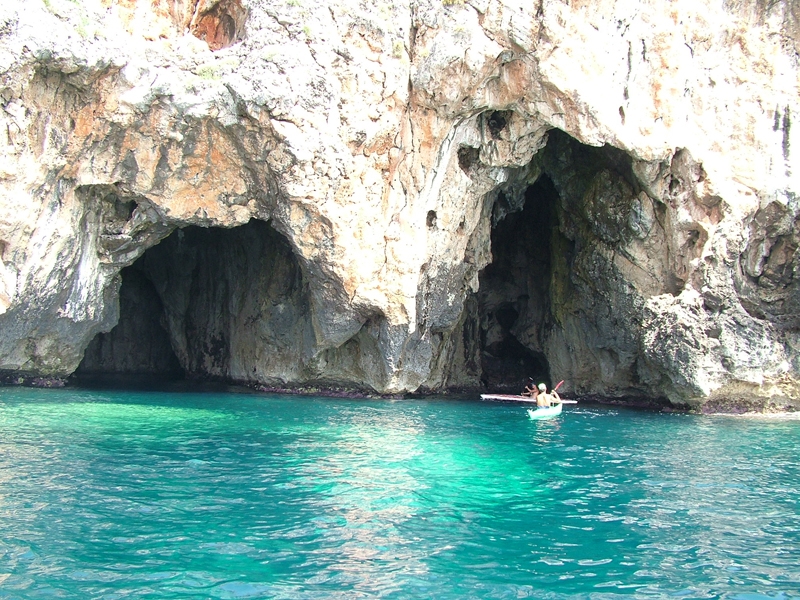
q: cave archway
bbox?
[76,266,184,385]
[76,219,312,386]
[452,127,686,397]
[473,176,559,392]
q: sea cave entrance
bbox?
[469,176,560,392]
[455,126,677,397]
[76,219,311,386]
[76,264,185,384]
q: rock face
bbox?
[0,0,798,409]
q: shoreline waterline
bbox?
[2,373,799,415]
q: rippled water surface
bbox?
[0,388,799,599]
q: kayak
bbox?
[527,404,563,420]
[480,394,577,404]
[480,393,538,403]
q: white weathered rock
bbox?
[0,0,798,408]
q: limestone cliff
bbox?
[0,0,798,409]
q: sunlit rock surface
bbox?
[0,0,798,409]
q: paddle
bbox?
[553,380,578,404]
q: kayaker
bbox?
[536,383,561,408]
[523,378,538,398]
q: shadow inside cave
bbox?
[452,126,681,398]
[74,219,311,388]
[75,265,186,386]
[466,175,563,393]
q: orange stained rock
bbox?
[410,108,441,162]
[100,0,246,50]
[499,60,528,103]
[72,104,98,139]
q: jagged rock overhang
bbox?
[438,122,722,401]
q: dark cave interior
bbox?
[471,175,561,392]
[76,265,185,384]
[75,219,307,385]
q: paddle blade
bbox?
[554,379,565,391]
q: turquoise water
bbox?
[0,388,799,599]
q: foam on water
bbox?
[0,387,798,599]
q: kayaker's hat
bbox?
[538,383,546,392]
